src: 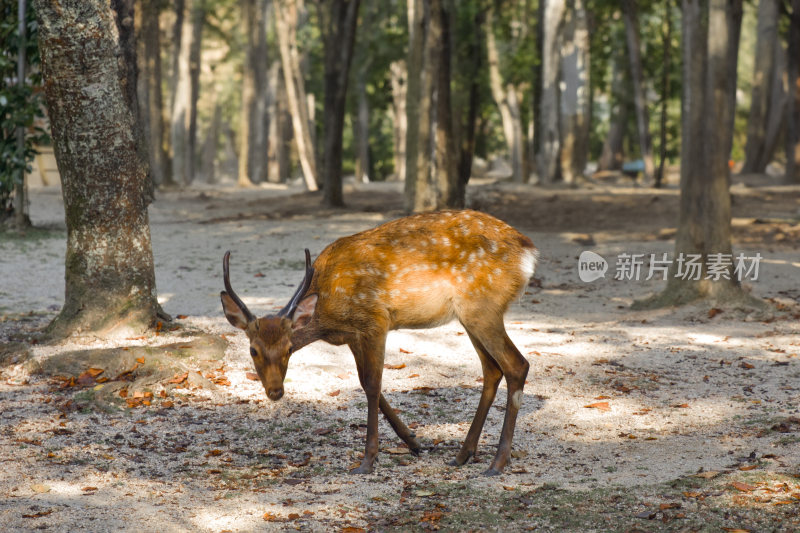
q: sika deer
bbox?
[221,210,537,475]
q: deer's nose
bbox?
[267,388,284,401]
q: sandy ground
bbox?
[1,180,799,532]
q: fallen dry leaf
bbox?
[167,372,188,385]
[584,401,611,412]
[708,308,722,318]
[339,528,366,533]
[384,447,410,455]
[731,481,757,492]
[659,502,680,510]
[739,361,755,369]
[30,484,50,494]
[262,512,279,522]
[136,357,145,364]
[328,389,340,397]
[398,348,412,354]
[738,464,758,471]
[245,372,259,381]
[384,363,406,370]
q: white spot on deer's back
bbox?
[488,240,498,253]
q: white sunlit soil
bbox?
[0,182,798,531]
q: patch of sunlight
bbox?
[762,257,800,268]
[686,332,728,345]
[156,293,173,305]
[191,505,265,532]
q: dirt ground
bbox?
[1,177,800,532]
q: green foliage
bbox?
[0,0,47,216]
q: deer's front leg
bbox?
[349,333,386,474]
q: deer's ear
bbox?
[221,291,251,329]
[291,294,317,330]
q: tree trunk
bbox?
[486,5,524,183]
[622,0,655,183]
[787,0,800,184]
[136,0,168,189]
[559,0,590,185]
[405,0,436,211]
[598,53,629,171]
[457,5,484,191]
[638,0,748,308]
[238,0,270,187]
[538,0,566,184]
[390,60,407,181]
[267,60,290,183]
[200,98,220,183]
[655,0,673,187]
[14,0,30,230]
[34,0,161,336]
[320,0,361,207]
[432,0,460,208]
[742,0,779,173]
[275,0,318,191]
[170,0,198,185]
[352,1,374,184]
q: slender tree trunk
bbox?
[238,0,270,186]
[457,5,484,190]
[200,100,220,183]
[34,0,160,336]
[275,1,318,190]
[598,53,629,172]
[186,2,203,184]
[14,0,30,229]
[432,0,459,208]
[655,0,673,187]
[559,0,590,185]
[538,0,565,184]
[320,0,361,207]
[487,5,523,183]
[622,0,655,183]
[742,0,779,173]
[170,0,194,185]
[267,60,290,183]
[137,0,168,189]
[639,0,747,308]
[390,60,407,181]
[787,0,800,184]
[353,1,373,184]
[405,0,436,211]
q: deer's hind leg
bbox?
[449,328,503,467]
[460,318,530,476]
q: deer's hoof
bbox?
[349,462,374,475]
[481,467,502,477]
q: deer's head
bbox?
[220,250,316,401]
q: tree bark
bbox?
[559,0,590,185]
[34,0,161,336]
[538,0,566,184]
[320,0,361,207]
[405,0,436,211]
[655,0,673,187]
[390,60,407,181]
[275,0,318,191]
[267,60,290,183]
[638,0,748,308]
[170,0,199,185]
[432,0,460,208]
[136,0,168,189]
[621,0,655,184]
[598,53,629,172]
[787,0,800,184]
[238,0,270,187]
[742,0,779,173]
[486,5,524,183]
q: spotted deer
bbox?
[221,210,537,475]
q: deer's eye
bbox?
[250,347,258,358]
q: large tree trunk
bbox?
[486,5,524,183]
[136,0,169,189]
[275,1,318,191]
[742,0,779,173]
[621,0,655,184]
[35,0,161,336]
[787,0,800,184]
[456,5,484,192]
[432,0,460,208]
[538,0,565,184]
[638,0,748,308]
[320,0,361,207]
[559,0,590,185]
